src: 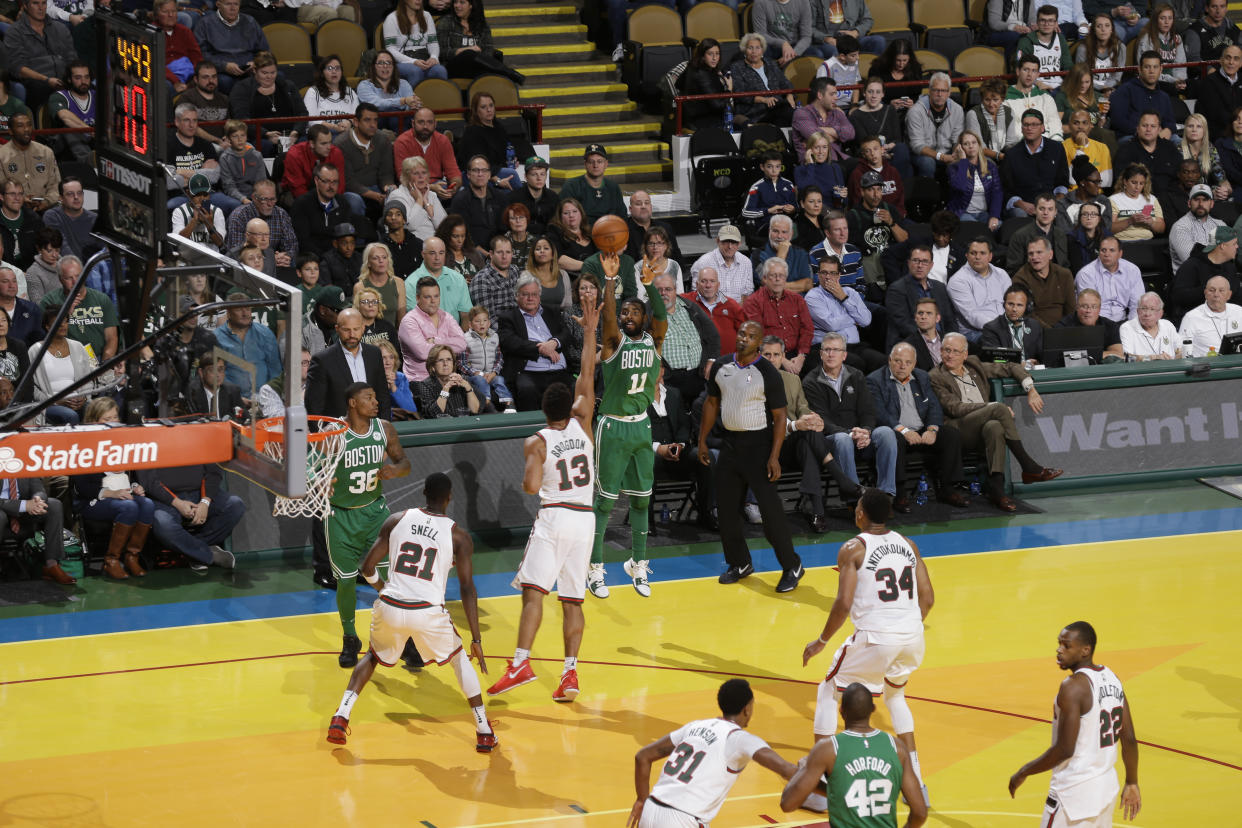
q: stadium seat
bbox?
[718,39,740,67]
[686,1,740,43]
[622,5,687,104]
[915,50,951,77]
[467,75,520,110]
[954,45,1005,79]
[264,22,313,64]
[374,22,384,51]
[913,0,974,53]
[316,19,369,80]
[690,126,748,231]
[416,78,465,113]
[784,56,822,93]
[857,53,877,79]
[867,0,916,48]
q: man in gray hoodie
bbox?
[754,0,823,65]
[906,73,965,179]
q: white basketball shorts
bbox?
[513,505,595,603]
[368,598,463,667]
[824,629,925,694]
[637,798,704,828]
[1041,793,1114,828]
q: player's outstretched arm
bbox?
[1009,674,1088,796]
[628,735,676,828]
[780,739,835,812]
[1118,697,1141,820]
[803,540,862,665]
[910,538,934,620]
[573,294,601,429]
[600,252,622,361]
[361,513,403,592]
[895,740,929,827]
[522,434,546,496]
[752,746,798,780]
[452,524,487,675]
[378,420,411,480]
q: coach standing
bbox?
[698,320,804,594]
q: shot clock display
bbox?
[95,9,167,255]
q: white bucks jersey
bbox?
[381,508,456,608]
[851,531,923,642]
[649,718,767,823]
[1049,666,1125,820]
[538,419,594,506]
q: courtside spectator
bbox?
[388,156,446,241]
[0,180,42,270]
[1109,51,1177,140]
[218,120,266,206]
[498,272,572,409]
[1002,110,1069,218]
[469,235,521,325]
[691,224,753,302]
[303,55,360,135]
[683,267,744,355]
[215,288,283,392]
[906,73,964,179]
[225,180,298,275]
[167,103,224,210]
[356,51,420,118]
[39,255,118,362]
[507,156,558,235]
[456,91,531,191]
[45,60,93,165]
[140,460,246,572]
[1015,5,1074,90]
[561,144,625,226]
[335,103,396,220]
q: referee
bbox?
[698,321,804,593]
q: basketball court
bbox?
[1,480,1238,826]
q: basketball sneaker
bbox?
[487,659,537,695]
[586,563,610,598]
[476,728,499,753]
[326,715,350,745]
[623,558,652,597]
[339,634,362,668]
[552,669,579,702]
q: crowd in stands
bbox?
[6,0,1242,584]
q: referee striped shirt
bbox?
[706,355,787,432]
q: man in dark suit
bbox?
[0,475,73,584]
[902,296,946,372]
[867,342,969,512]
[929,333,1062,512]
[885,244,959,349]
[980,285,1045,364]
[498,274,573,411]
[185,351,246,420]
[802,332,900,506]
[648,361,715,529]
[305,306,390,590]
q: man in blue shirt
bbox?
[804,256,885,372]
[214,292,284,397]
[751,215,815,293]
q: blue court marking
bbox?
[2,506,1239,645]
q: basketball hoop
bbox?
[252,415,348,519]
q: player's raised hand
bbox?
[580,293,600,332]
[471,640,488,675]
[802,638,826,666]
[1121,783,1141,819]
[601,251,620,280]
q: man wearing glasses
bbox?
[885,244,958,349]
[929,332,1062,512]
[226,179,299,280]
[291,162,362,256]
[449,154,503,253]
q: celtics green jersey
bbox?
[330,419,388,509]
[600,332,659,417]
[826,730,903,828]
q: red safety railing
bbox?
[673,60,1216,136]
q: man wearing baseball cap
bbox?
[1168,183,1225,273]
[1171,224,1241,317]
[560,143,625,225]
[506,155,560,236]
[171,173,226,252]
[690,224,754,302]
[848,170,908,286]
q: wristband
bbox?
[363,570,380,586]
[471,638,481,644]
[817,635,830,644]
[440,389,450,398]
[1021,377,1035,392]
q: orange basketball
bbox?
[591,215,630,254]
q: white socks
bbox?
[908,748,924,785]
[335,690,358,719]
[563,657,577,674]
[471,705,490,734]
[513,648,530,667]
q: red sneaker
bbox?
[476,728,499,752]
[552,669,579,702]
[326,715,350,745]
[486,659,536,696]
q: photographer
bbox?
[171,174,226,252]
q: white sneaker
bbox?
[586,563,610,598]
[801,792,828,813]
[502,407,517,414]
[611,43,625,62]
[210,545,236,569]
[744,503,762,524]
[623,558,651,597]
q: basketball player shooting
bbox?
[801,488,934,808]
[487,294,600,702]
[586,250,667,600]
[327,382,411,669]
[327,472,497,753]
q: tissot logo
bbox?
[98,158,153,195]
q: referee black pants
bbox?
[715,429,800,572]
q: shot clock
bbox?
[95,9,167,255]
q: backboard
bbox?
[158,235,307,498]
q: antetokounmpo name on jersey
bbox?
[864,544,917,571]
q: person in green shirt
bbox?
[559,144,626,226]
[781,682,928,827]
[38,255,119,362]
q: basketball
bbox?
[591,215,629,254]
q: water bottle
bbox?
[660,504,670,523]
[914,475,929,507]
[723,100,734,133]
[969,474,982,496]
[505,141,516,171]
[1181,336,1193,358]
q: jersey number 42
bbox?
[844,778,893,818]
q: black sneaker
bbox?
[401,639,424,672]
[776,564,805,593]
[718,563,754,584]
[339,634,362,668]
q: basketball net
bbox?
[255,416,347,519]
